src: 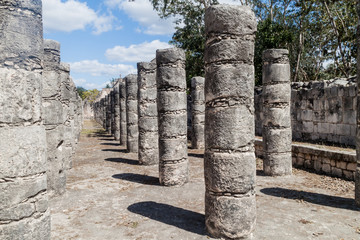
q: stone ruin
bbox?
[1,1,360,240]
[0,1,82,239]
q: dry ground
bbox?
[50,120,360,240]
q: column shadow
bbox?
[105,158,138,165]
[101,142,121,146]
[260,187,360,211]
[128,201,206,235]
[102,149,128,153]
[112,173,159,186]
[188,153,204,159]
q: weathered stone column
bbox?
[114,80,121,140]
[125,74,139,152]
[0,1,51,239]
[356,1,360,207]
[156,48,188,186]
[107,94,112,134]
[42,39,66,196]
[110,89,115,136]
[120,79,127,145]
[191,77,205,149]
[137,60,159,165]
[60,62,73,170]
[204,5,257,239]
[262,49,292,176]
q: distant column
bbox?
[356,0,360,207]
[120,79,127,145]
[138,60,159,165]
[0,1,51,239]
[156,48,188,186]
[262,49,292,176]
[114,80,121,140]
[125,74,139,153]
[42,39,66,196]
[191,77,205,149]
[204,5,257,239]
[106,94,112,134]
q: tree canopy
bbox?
[150,0,357,85]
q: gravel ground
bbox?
[50,120,360,240]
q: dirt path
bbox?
[50,120,360,240]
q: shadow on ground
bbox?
[105,158,138,165]
[128,201,206,235]
[261,187,360,211]
[188,153,204,159]
[101,142,121,146]
[112,173,159,186]
[102,149,127,153]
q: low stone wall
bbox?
[255,77,357,147]
[255,138,356,181]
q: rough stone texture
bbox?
[125,74,139,153]
[137,60,159,165]
[356,1,360,207]
[191,77,205,149]
[204,5,256,239]
[106,93,112,135]
[0,1,51,239]
[113,80,121,140]
[42,39,67,197]
[255,77,358,147]
[262,49,292,176]
[119,79,127,146]
[110,89,115,136]
[156,48,188,186]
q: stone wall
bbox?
[255,77,357,147]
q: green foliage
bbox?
[76,86,87,99]
[149,0,358,85]
[82,89,100,103]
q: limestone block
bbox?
[157,91,187,112]
[205,193,256,239]
[0,126,46,178]
[264,152,292,176]
[204,151,255,193]
[206,106,254,150]
[159,160,189,186]
[158,138,188,161]
[263,128,292,153]
[205,64,254,102]
[158,113,187,138]
[42,100,63,125]
[263,106,291,128]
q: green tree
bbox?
[76,86,87,99]
[83,89,100,103]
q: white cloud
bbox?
[105,0,177,35]
[43,0,115,34]
[70,60,136,77]
[105,40,171,63]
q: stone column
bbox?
[137,60,159,165]
[120,79,127,145]
[0,1,51,239]
[356,1,360,207]
[42,39,66,197]
[262,49,292,176]
[107,94,112,134]
[156,48,188,186]
[204,5,257,239]
[125,74,139,152]
[102,97,107,129]
[110,89,115,136]
[114,80,121,140]
[191,77,205,149]
[60,63,74,169]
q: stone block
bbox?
[158,91,187,112]
[205,63,254,102]
[158,113,187,138]
[263,106,291,128]
[263,128,292,153]
[206,105,254,150]
[204,151,256,193]
[157,66,186,89]
[159,160,189,186]
[262,64,291,84]
[322,163,331,174]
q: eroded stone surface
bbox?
[156,48,188,186]
[125,74,139,153]
[191,77,205,149]
[204,5,256,239]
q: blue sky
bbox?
[42,0,239,90]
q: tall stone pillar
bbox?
[102,97,107,129]
[106,94,112,134]
[0,1,51,239]
[125,74,139,152]
[356,0,360,207]
[262,49,292,176]
[42,39,66,196]
[137,60,159,165]
[120,79,127,145]
[114,80,121,140]
[60,62,74,170]
[191,77,205,149]
[110,89,115,136]
[204,5,257,239]
[156,48,188,186]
